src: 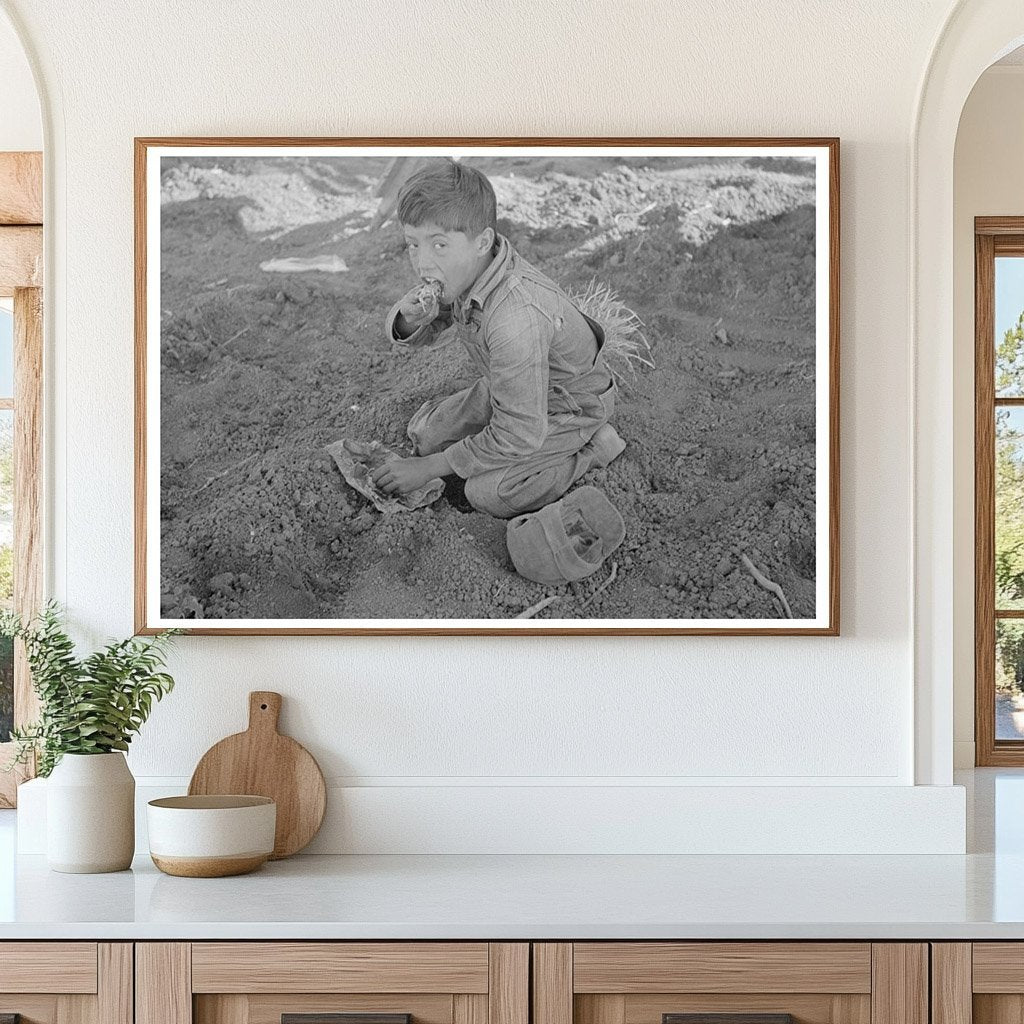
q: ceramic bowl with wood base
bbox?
[147,795,276,877]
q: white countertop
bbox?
[2,768,1023,941]
[1,848,1023,940]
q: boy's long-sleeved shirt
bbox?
[385,235,612,479]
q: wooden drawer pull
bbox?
[283,1016,412,1024]
[665,1016,795,1024]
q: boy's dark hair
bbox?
[397,160,497,237]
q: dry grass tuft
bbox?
[571,278,655,385]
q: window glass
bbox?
[0,306,12,399]
[997,407,1024,610]
[997,620,1024,740]
[996,256,1024,397]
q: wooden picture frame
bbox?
[135,137,839,636]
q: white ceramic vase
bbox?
[46,752,135,873]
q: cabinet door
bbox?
[533,944,927,1024]
[137,943,528,1024]
[942,942,1024,1024]
[0,943,131,1024]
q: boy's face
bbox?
[403,221,495,303]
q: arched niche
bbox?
[914,1,1024,785]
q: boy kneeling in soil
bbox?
[371,160,625,518]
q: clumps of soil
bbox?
[158,155,820,621]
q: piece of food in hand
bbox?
[414,278,443,313]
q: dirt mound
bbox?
[162,160,374,236]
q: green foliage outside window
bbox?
[0,634,11,742]
[997,621,1024,694]
[998,310,1024,396]
[996,311,1024,693]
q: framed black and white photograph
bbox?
[135,137,838,635]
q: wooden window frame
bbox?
[0,151,43,806]
[975,217,1024,765]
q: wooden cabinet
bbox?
[932,943,1023,1024]
[135,944,528,1024]
[532,944,929,1024]
[0,943,132,1024]
[0,938,951,1024]
[926,943,1024,1024]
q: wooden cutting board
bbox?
[188,691,327,859]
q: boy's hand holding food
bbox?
[395,279,443,336]
[371,452,450,495]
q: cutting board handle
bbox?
[248,691,282,734]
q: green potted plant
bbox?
[1,602,179,873]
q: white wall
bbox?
[1,0,972,852]
[952,66,1024,767]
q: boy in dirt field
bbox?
[371,160,626,518]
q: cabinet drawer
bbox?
[534,943,926,1024]
[191,944,490,993]
[139,943,528,1024]
[572,944,871,994]
[570,943,872,1024]
[0,942,98,993]
[973,944,1024,992]
[0,943,130,1024]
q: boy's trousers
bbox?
[408,378,616,518]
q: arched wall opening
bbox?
[914,1,1024,784]
[952,48,1024,768]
